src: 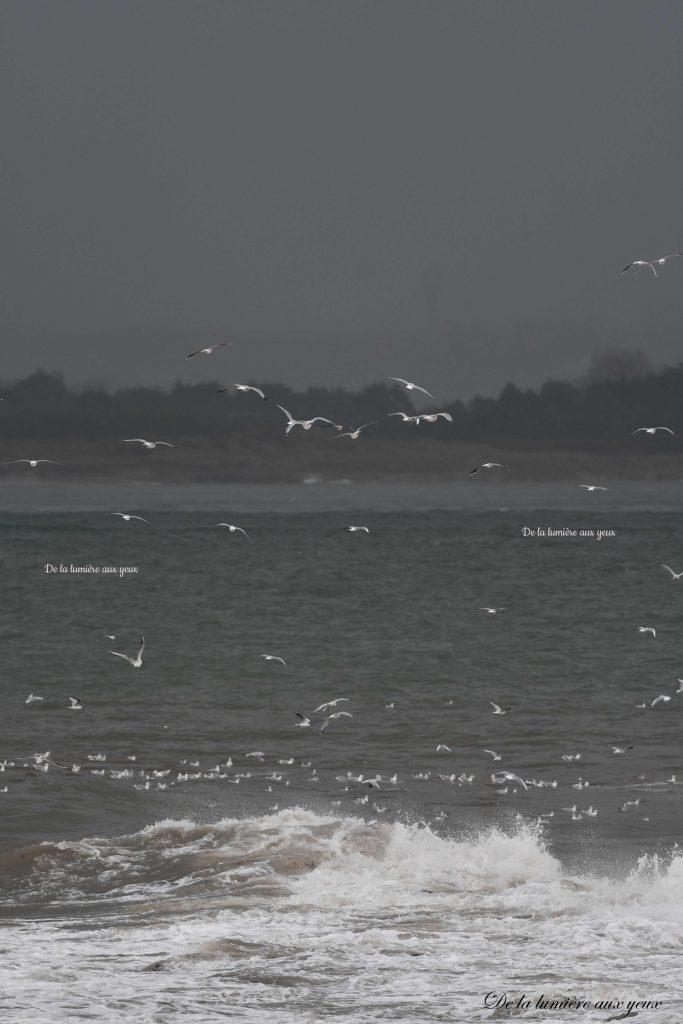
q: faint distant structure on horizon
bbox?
[579,348,654,387]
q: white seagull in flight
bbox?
[335,422,376,439]
[388,412,420,424]
[489,701,511,715]
[637,626,656,637]
[261,654,287,666]
[217,384,266,400]
[632,426,675,436]
[483,749,502,761]
[109,513,150,524]
[294,712,311,727]
[109,635,145,668]
[68,697,82,710]
[416,412,453,424]
[276,405,337,434]
[385,377,435,399]
[622,254,683,277]
[214,523,252,541]
[4,459,61,468]
[25,694,44,704]
[320,711,353,733]
[123,439,177,449]
[469,463,504,475]
[314,698,350,714]
[579,485,608,492]
[185,342,228,359]
[662,564,683,580]
[339,525,370,534]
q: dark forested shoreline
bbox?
[1,357,682,474]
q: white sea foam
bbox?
[2,810,683,1023]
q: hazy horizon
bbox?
[3,1,683,399]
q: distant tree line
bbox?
[1,350,680,451]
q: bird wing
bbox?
[662,564,677,577]
[295,712,307,722]
[185,349,201,358]
[413,384,435,398]
[386,377,408,386]
[109,651,134,665]
[156,441,177,447]
[136,636,145,662]
[489,702,501,712]
[276,404,294,422]
[123,439,147,443]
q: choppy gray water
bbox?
[1,482,682,1022]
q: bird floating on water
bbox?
[4,459,61,468]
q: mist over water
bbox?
[2,482,683,1021]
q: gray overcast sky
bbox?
[2,0,683,398]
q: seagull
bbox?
[339,525,370,534]
[213,523,252,541]
[4,459,61,468]
[320,711,353,733]
[335,422,376,439]
[561,753,582,761]
[217,384,266,400]
[25,694,44,704]
[622,254,683,277]
[676,680,683,694]
[632,427,675,436]
[314,699,350,714]
[109,635,145,668]
[579,485,608,492]
[385,377,434,399]
[261,654,286,666]
[489,701,511,715]
[122,439,177,449]
[68,697,82,710]
[185,342,228,359]
[275,405,337,434]
[416,412,453,424]
[388,412,420,424]
[492,771,528,791]
[662,564,683,580]
[436,744,451,753]
[650,694,671,707]
[109,513,150,524]
[481,607,504,614]
[469,463,503,475]
[609,743,634,754]
[483,749,502,761]
[637,626,656,637]
[294,713,311,728]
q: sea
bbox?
[1,479,683,1023]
